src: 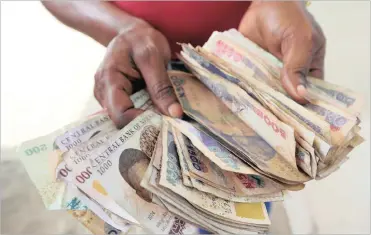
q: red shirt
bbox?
[112,1,251,57]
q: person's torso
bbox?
[112,1,251,56]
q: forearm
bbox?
[42,1,146,46]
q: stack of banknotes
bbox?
[18,29,364,234]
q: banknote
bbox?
[203,32,276,87]
[171,123,283,197]
[258,92,316,145]
[306,77,364,117]
[54,113,116,152]
[305,101,358,146]
[296,135,317,178]
[223,29,364,117]
[66,202,130,235]
[143,170,220,233]
[214,30,362,149]
[180,44,296,161]
[18,89,152,232]
[142,162,264,234]
[316,146,354,179]
[171,126,194,188]
[173,124,283,202]
[18,128,72,210]
[201,34,345,146]
[56,131,114,180]
[129,89,151,110]
[68,110,202,234]
[179,44,324,152]
[159,120,270,226]
[60,132,140,225]
[169,70,310,184]
[53,115,138,226]
[67,186,132,232]
[142,134,269,233]
[167,117,256,175]
[54,118,142,228]
[141,160,261,234]
[57,131,139,226]
[17,113,134,232]
[151,129,163,171]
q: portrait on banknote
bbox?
[118,148,153,202]
[139,125,160,158]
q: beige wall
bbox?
[284,2,370,234]
[1,1,370,234]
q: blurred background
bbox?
[1,1,370,234]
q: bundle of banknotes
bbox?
[18,29,364,234]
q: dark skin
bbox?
[42,1,326,129]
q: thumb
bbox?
[281,36,313,104]
[134,48,183,118]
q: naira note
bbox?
[17,114,132,232]
[178,44,318,149]
[70,110,201,234]
[224,29,363,116]
[169,70,310,184]
[204,31,362,152]
[159,120,270,226]
[55,113,116,152]
[202,34,336,143]
[141,161,261,234]
[172,124,283,202]
[180,43,296,161]
[58,131,138,226]
[171,126,194,188]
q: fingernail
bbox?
[297,85,307,98]
[168,103,183,118]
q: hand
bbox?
[94,20,183,128]
[238,1,326,103]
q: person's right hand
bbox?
[94,20,183,128]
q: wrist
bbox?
[250,1,307,9]
[116,16,152,36]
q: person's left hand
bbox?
[238,1,326,104]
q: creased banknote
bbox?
[159,120,270,226]
[180,43,296,161]
[203,31,361,152]
[67,110,201,234]
[169,70,310,184]
[171,122,282,200]
[223,29,364,116]
[141,159,262,234]
[171,126,194,188]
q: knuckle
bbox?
[134,42,160,64]
[95,67,117,85]
[299,29,315,47]
[150,80,174,101]
[93,85,104,106]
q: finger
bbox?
[106,37,141,79]
[133,45,183,118]
[115,53,141,79]
[281,35,314,104]
[101,70,142,128]
[106,86,144,129]
[309,44,325,80]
